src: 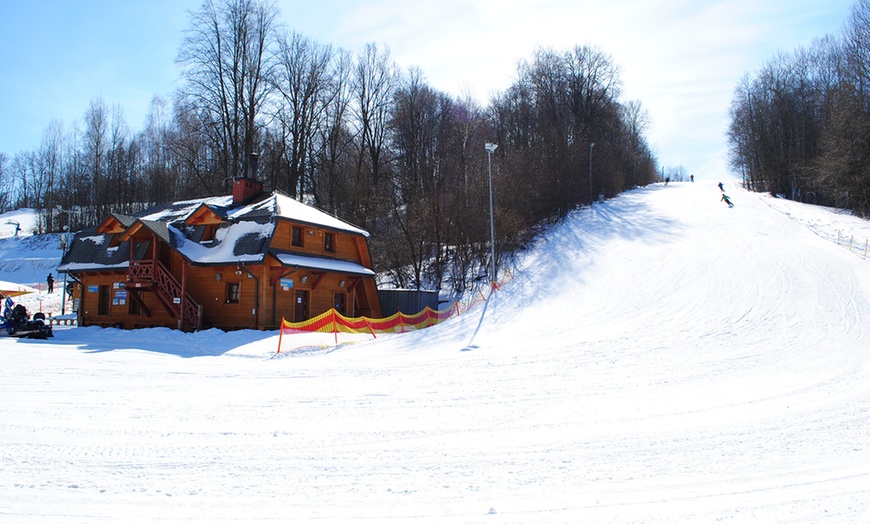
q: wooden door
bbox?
[294,290,309,322]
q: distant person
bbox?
[665,177,670,186]
[690,175,694,182]
[721,194,734,208]
[46,273,54,293]
[718,181,724,191]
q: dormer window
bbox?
[201,224,217,243]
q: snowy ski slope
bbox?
[1,181,869,522]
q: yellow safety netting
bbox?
[276,268,514,352]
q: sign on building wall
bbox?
[280,278,294,290]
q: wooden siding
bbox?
[271,219,361,261]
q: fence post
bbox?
[276,318,285,353]
[364,317,376,339]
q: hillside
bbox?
[1,180,869,522]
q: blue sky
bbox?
[0,0,856,181]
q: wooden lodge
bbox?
[58,161,381,331]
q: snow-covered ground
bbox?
[2,181,869,523]
[0,209,68,317]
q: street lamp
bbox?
[589,142,595,202]
[60,226,69,315]
[485,142,498,285]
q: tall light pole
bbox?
[56,206,76,315]
[589,142,595,202]
[485,142,498,285]
[60,226,69,315]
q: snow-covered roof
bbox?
[138,196,235,223]
[173,220,275,265]
[273,252,375,276]
[57,261,130,272]
[238,192,369,237]
[60,190,371,272]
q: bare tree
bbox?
[36,120,65,230]
[139,95,174,205]
[314,48,354,215]
[0,152,9,212]
[349,43,397,226]
[176,0,278,186]
[271,31,336,197]
[82,98,108,223]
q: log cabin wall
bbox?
[78,271,133,328]
[271,219,360,260]
[268,218,379,324]
[186,264,261,330]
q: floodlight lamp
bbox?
[485,143,498,153]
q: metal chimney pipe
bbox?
[248,153,259,179]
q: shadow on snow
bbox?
[37,326,278,358]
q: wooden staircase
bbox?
[128,260,202,331]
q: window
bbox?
[201,224,217,243]
[291,226,303,247]
[324,232,334,252]
[128,292,140,315]
[226,282,240,304]
[97,285,110,315]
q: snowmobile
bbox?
[0,298,53,339]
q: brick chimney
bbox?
[232,153,264,205]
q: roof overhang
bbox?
[271,251,375,276]
[58,261,130,273]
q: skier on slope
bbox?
[718,181,724,191]
[721,193,734,208]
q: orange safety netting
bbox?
[282,303,458,335]
[276,268,514,352]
